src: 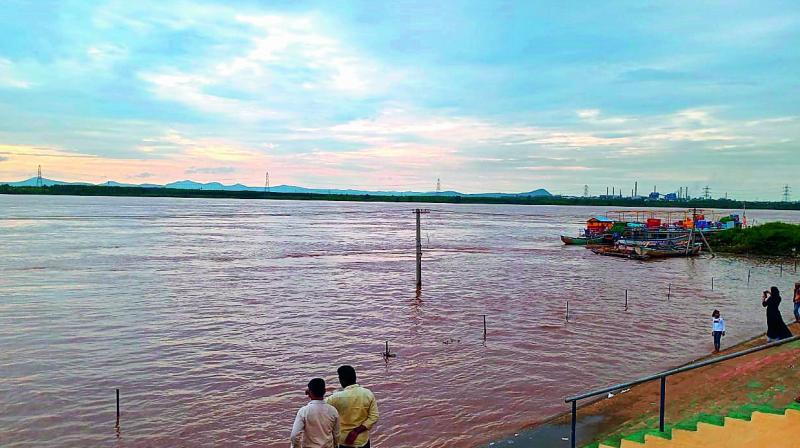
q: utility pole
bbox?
[782,185,791,202]
[414,209,430,290]
[36,165,43,187]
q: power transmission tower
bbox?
[264,171,270,193]
[583,185,589,197]
[436,178,441,194]
[783,185,791,202]
[36,165,43,187]
[703,185,711,200]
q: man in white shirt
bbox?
[290,378,340,448]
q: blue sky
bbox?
[0,0,798,199]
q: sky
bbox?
[0,0,798,199]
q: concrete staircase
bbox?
[596,404,800,448]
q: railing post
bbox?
[571,400,577,448]
[659,376,666,432]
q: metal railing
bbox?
[564,335,799,448]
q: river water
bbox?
[1,196,798,447]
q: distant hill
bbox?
[0,177,552,198]
[4,177,91,187]
[470,189,552,198]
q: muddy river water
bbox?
[1,195,798,447]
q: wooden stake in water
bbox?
[780,264,783,277]
[711,277,714,290]
[383,341,396,359]
[668,283,671,300]
[115,388,120,429]
[565,301,569,322]
[747,268,751,286]
[414,209,430,291]
[625,289,628,311]
[415,209,422,290]
[482,315,487,339]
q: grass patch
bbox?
[707,222,800,256]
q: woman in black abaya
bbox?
[762,286,793,341]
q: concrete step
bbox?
[598,408,799,448]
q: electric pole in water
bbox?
[414,208,430,290]
[783,185,791,202]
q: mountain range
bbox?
[1,177,552,198]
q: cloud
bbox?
[516,165,592,171]
[138,11,402,121]
[185,166,237,174]
[1,2,799,198]
[617,68,694,82]
[0,58,31,89]
[134,172,155,178]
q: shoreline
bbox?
[3,184,800,211]
[488,321,800,447]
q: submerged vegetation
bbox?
[2,184,800,211]
[707,222,800,256]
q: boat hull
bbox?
[633,244,702,258]
[561,235,604,245]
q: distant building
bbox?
[648,192,660,200]
[664,193,678,201]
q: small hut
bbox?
[586,216,614,234]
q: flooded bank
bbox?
[1,195,799,447]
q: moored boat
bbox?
[561,234,604,245]
[633,242,702,258]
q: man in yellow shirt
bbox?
[326,365,379,448]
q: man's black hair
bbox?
[308,378,326,398]
[337,365,357,386]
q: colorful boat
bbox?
[562,209,742,248]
